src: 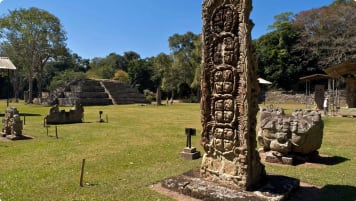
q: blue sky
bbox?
[0,0,335,60]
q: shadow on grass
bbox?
[289,185,321,201]
[319,185,356,201]
[307,155,350,166]
[20,113,42,117]
[45,121,98,125]
[0,113,42,117]
[290,184,356,201]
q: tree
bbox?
[168,32,201,99]
[49,69,86,90]
[254,12,303,90]
[189,34,202,98]
[123,51,141,63]
[152,53,173,105]
[293,0,356,68]
[87,51,140,79]
[127,58,154,92]
[0,7,67,103]
[44,52,89,90]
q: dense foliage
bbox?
[254,0,356,90]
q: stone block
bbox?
[180,147,200,160]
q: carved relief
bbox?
[212,6,234,34]
[258,106,324,157]
[201,0,265,190]
[213,36,238,66]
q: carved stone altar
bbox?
[200,0,265,190]
[1,107,24,140]
[258,105,324,164]
[45,102,84,124]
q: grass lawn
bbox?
[0,101,355,201]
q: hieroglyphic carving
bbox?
[201,0,265,190]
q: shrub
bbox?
[48,70,87,90]
[113,69,129,83]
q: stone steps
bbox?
[51,79,149,106]
[64,92,109,99]
[101,80,150,105]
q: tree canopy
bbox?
[293,0,356,68]
[254,0,356,90]
[0,7,67,102]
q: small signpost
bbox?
[180,128,200,160]
[97,111,104,123]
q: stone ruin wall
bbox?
[200,0,265,190]
[263,90,348,107]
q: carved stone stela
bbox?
[200,0,265,190]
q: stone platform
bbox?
[157,168,299,201]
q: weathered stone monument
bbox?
[45,102,84,124]
[258,105,324,164]
[200,0,265,190]
[156,1,300,200]
[1,107,24,140]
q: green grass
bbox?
[0,101,355,201]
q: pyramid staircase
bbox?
[101,80,150,104]
[56,79,149,106]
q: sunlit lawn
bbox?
[0,100,355,201]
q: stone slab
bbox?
[159,168,299,201]
[180,149,201,160]
[183,147,197,153]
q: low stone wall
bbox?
[263,91,309,104]
[263,91,347,107]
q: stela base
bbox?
[180,147,201,160]
[158,168,299,201]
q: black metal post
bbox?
[187,135,192,148]
[185,128,196,148]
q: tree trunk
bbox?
[12,79,19,103]
[28,75,33,104]
[196,87,201,101]
[37,76,43,104]
[170,90,175,104]
[156,86,162,106]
